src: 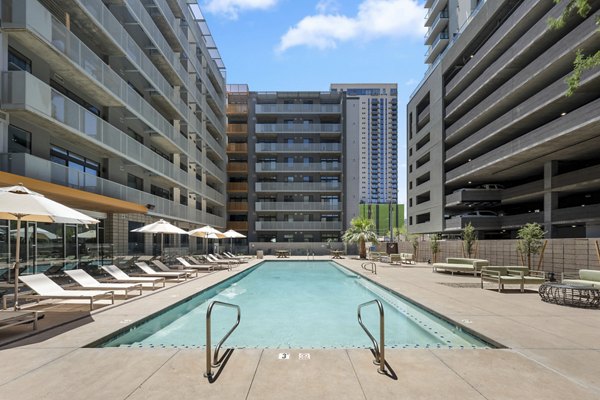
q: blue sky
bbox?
[200,0,429,206]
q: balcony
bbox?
[255,143,341,153]
[425,9,449,45]
[202,183,226,205]
[227,162,248,173]
[227,104,248,115]
[0,153,223,225]
[425,0,448,26]
[255,163,341,173]
[227,124,248,136]
[255,182,341,192]
[255,221,342,231]
[227,202,249,212]
[255,124,341,134]
[204,158,226,183]
[227,221,249,231]
[255,202,342,212]
[445,188,502,207]
[255,104,341,114]
[425,30,449,64]
[2,72,189,188]
[227,182,249,192]
[227,143,248,153]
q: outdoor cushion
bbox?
[562,279,600,288]
[579,270,600,282]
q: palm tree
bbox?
[343,217,378,259]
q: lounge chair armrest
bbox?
[507,270,525,277]
[481,269,500,278]
[561,272,580,280]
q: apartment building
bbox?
[0,0,227,270]
[226,84,249,251]
[238,90,345,245]
[331,83,399,236]
[407,0,600,238]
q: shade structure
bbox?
[0,184,99,309]
[223,229,246,252]
[131,219,187,257]
[188,226,224,254]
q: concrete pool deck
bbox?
[0,256,599,399]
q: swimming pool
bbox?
[99,261,491,349]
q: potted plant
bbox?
[516,222,546,270]
[462,222,477,258]
[342,217,378,259]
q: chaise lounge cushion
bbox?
[433,258,489,275]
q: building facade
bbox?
[0,0,227,272]
[407,0,600,238]
[249,91,344,245]
[331,83,399,236]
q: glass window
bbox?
[128,221,145,255]
[127,173,143,191]
[8,47,31,72]
[8,125,31,154]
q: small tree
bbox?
[462,223,477,258]
[408,234,420,260]
[430,234,441,263]
[516,222,546,270]
[342,217,378,259]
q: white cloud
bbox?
[316,0,341,14]
[277,0,426,53]
[203,0,278,19]
[405,78,418,86]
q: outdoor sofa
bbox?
[561,269,600,288]
[432,258,490,276]
[481,266,546,292]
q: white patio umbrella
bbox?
[188,226,224,254]
[0,184,99,309]
[223,229,246,253]
[131,219,187,257]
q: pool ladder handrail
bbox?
[357,299,385,374]
[361,261,377,274]
[204,300,241,379]
[306,251,315,260]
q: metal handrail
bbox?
[357,299,385,374]
[362,262,377,274]
[204,300,241,379]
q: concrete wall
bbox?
[396,238,600,275]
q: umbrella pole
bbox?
[14,217,21,310]
[161,233,164,259]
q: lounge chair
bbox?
[152,260,199,277]
[134,262,188,281]
[65,270,143,299]
[101,265,165,289]
[213,254,245,264]
[224,251,252,260]
[15,274,114,311]
[0,310,41,331]
[208,254,242,265]
[176,257,216,272]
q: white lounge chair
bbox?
[65,270,143,299]
[209,254,242,265]
[224,251,252,260]
[152,260,198,277]
[16,274,114,311]
[134,262,188,281]
[176,257,216,272]
[192,255,233,270]
[101,265,165,289]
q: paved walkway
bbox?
[1,256,599,399]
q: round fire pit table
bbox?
[539,282,600,308]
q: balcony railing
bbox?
[227,163,248,173]
[255,163,341,173]
[227,182,248,192]
[227,221,249,231]
[255,221,342,231]
[227,124,248,135]
[255,104,341,114]
[227,202,249,212]
[227,104,248,115]
[255,202,342,212]
[255,143,342,153]
[227,143,248,153]
[0,153,224,224]
[255,182,341,192]
[2,72,190,188]
[256,124,341,134]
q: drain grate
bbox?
[437,282,481,288]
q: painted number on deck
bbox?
[299,353,310,360]
[278,353,290,360]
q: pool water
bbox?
[99,261,490,349]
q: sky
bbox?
[200,0,429,207]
